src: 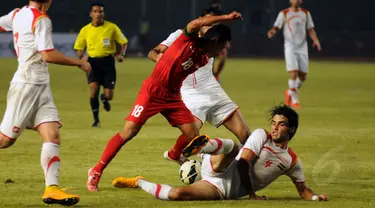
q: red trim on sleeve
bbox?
[301,8,309,15]
[11,8,20,21]
[159,44,169,48]
[30,7,49,34]
[288,148,299,168]
[38,48,55,52]
[242,147,258,157]
[0,26,6,32]
[282,8,290,17]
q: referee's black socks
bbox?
[90,97,100,122]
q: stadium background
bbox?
[0,0,374,59]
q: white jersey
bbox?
[239,129,305,191]
[160,29,217,90]
[201,129,305,199]
[273,8,314,53]
[159,29,238,126]
[2,6,54,84]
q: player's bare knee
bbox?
[168,187,191,201]
[119,123,141,142]
[43,132,61,145]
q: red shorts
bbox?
[125,80,195,126]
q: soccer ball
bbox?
[179,160,202,185]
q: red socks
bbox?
[168,134,190,160]
[93,133,126,172]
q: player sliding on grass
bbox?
[0,0,91,206]
[113,104,328,202]
[148,6,250,165]
[87,11,243,191]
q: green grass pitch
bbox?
[0,58,374,207]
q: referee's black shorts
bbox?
[87,55,116,89]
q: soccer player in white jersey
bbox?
[268,0,321,108]
[148,7,250,164]
[112,104,328,201]
[0,0,90,206]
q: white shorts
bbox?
[0,83,61,139]
[200,154,247,199]
[181,84,238,127]
[284,49,309,73]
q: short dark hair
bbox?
[90,2,105,12]
[269,104,299,140]
[30,0,49,3]
[202,24,231,43]
[200,6,222,17]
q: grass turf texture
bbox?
[0,58,374,207]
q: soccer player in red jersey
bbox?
[87,11,243,192]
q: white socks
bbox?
[138,179,171,200]
[288,79,299,104]
[201,138,235,155]
[41,142,60,187]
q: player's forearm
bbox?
[237,159,256,196]
[295,183,318,201]
[301,187,318,200]
[187,15,230,33]
[42,50,82,67]
[118,43,127,56]
[75,50,84,59]
[308,29,319,43]
[214,56,226,76]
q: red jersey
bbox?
[148,31,209,92]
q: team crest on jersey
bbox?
[12,126,20,133]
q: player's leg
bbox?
[162,102,209,161]
[285,50,300,107]
[100,58,116,112]
[88,87,158,191]
[164,117,202,163]
[221,110,250,145]
[165,94,207,162]
[296,53,309,90]
[0,83,36,148]
[89,82,101,127]
[37,122,79,206]
[32,85,79,206]
[113,177,222,201]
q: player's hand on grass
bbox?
[79,61,91,73]
[249,193,267,200]
[313,40,322,51]
[317,194,328,201]
[226,11,243,20]
[115,54,125,63]
[156,53,163,62]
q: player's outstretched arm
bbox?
[267,27,279,39]
[238,149,267,200]
[294,182,328,201]
[186,11,242,34]
[40,50,91,73]
[148,44,167,62]
[307,28,321,51]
